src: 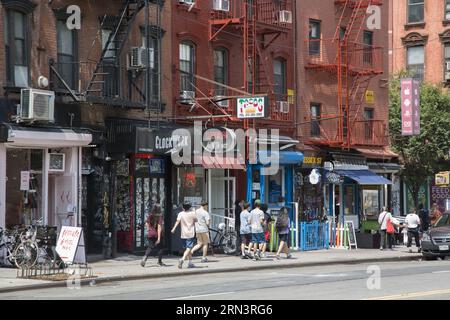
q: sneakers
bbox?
[240,255,248,259]
[274,254,281,260]
[260,253,266,259]
[157,261,166,267]
[178,259,183,269]
[140,258,147,268]
[254,253,261,261]
[286,253,292,259]
[201,257,208,263]
[188,263,196,269]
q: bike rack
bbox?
[16,264,94,280]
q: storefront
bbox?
[0,124,92,230]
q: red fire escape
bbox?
[206,0,293,129]
[303,0,385,148]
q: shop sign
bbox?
[20,171,30,191]
[135,127,191,154]
[237,96,268,119]
[55,227,86,264]
[401,78,420,136]
[326,171,344,184]
[184,173,196,188]
[365,90,375,104]
[303,156,324,167]
[436,172,450,187]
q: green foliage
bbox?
[389,74,450,208]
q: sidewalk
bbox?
[0,247,422,293]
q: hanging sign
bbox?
[365,90,375,104]
[309,169,321,185]
[20,171,30,191]
[56,227,86,265]
[237,96,269,119]
[436,172,450,187]
[401,78,420,136]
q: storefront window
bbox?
[178,167,206,206]
[363,188,380,219]
[343,185,355,215]
[266,169,283,205]
[6,149,44,226]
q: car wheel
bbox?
[422,254,438,261]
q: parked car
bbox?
[421,211,450,260]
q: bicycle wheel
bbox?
[221,231,237,255]
[13,241,38,269]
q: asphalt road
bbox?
[1,259,450,300]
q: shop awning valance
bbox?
[0,124,92,148]
[334,170,392,185]
[257,151,304,165]
[193,154,246,170]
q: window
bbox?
[57,20,77,90]
[213,48,228,96]
[407,45,425,81]
[246,58,258,93]
[143,35,160,102]
[446,0,450,20]
[343,185,355,215]
[408,0,424,24]
[364,108,374,140]
[180,42,195,92]
[445,43,450,81]
[101,28,119,97]
[311,103,321,137]
[309,20,321,55]
[273,58,287,99]
[363,31,374,65]
[4,10,29,87]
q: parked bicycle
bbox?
[209,223,237,255]
[0,226,18,266]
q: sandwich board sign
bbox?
[346,221,358,250]
[56,227,86,265]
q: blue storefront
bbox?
[246,150,304,218]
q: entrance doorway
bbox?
[208,169,236,231]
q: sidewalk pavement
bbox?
[0,247,422,293]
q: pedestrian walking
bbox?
[260,203,273,258]
[141,203,165,267]
[275,207,292,260]
[239,202,252,259]
[418,203,429,232]
[234,200,244,256]
[248,201,265,260]
[378,207,393,250]
[171,202,198,269]
[191,201,210,263]
[405,209,422,253]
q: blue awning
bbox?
[257,151,304,165]
[335,170,392,185]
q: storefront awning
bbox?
[335,170,392,185]
[194,155,246,170]
[0,124,92,148]
[258,151,304,165]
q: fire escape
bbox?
[303,0,384,148]
[205,0,293,128]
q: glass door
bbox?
[209,169,236,231]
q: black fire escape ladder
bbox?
[84,0,145,97]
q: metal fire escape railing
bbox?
[301,0,385,148]
[84,0,145,97]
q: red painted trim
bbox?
[134,153,156,159]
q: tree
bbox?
[389,75,450,210]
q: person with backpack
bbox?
[260,203,273,258]
[275,207,292,259]
[141,203,165,267]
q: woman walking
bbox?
[275,207,292,259]
[141,204,165,267]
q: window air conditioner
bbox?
[213,0,230,12]
[278,10,293,24]
[19,89,55,122]
[445,71,450,81]
[214,96,230,108]
[446,61,450,71]
[277,101,290,113]
[180,90,196,104]
[179,0,195,4]
[48,153,65,173]
[130,47,154,69]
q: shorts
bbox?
[181,237,197,249]
[251,233,266,244]
[278,233,289,243]
[264,231,270,242]
[196,232,210,245]
[240,234,252,245]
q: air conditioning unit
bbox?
[19,89,55,122]
[179,0,195,4]
[48,153,65,173]
[278,10,293,24]
[130,47,154,69]
[277,101,290,113]
[445,71,450,81]
[180,90,195,104]
[213,0,230,11]
[214,96,230,108]
[446,61,450,71]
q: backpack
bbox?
[276,208,289,231]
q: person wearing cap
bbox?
[171,202,198,269]
[191,201,211,263]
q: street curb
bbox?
[0,254,422,294]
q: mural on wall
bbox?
[116,159,131,232]
[405,183,429,213]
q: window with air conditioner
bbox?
[214,48,229,107]
[19,89,55,122]
[179,0,195,5]
[278,10,292,24]
[277,101,289,113]
[213,0,230,12]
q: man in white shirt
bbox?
[405,209,421,253]
[171,202,198,269]
[247,201,265,260]
[191,201,211,263]
[378,207,393,250]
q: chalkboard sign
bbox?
[346,221,358,250]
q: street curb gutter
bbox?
[0,255,421,294]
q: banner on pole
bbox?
[401,78,421,136]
